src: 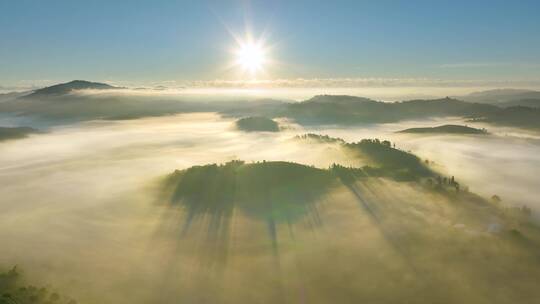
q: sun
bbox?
[235,41,266,75]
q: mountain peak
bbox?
[25,80,117,98]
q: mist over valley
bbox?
[1,83,540,303]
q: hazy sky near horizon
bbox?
[1,0,540,88]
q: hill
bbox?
[296,134,433,180]
[162,134,443,227]
[235,116,280,132]
[2,87,540,130]
[268,95,540,130]
[24,80,117,98]
[0,81,285,123]
[162,159,337,254]
[398,124,488,135]
[158,138,540,303]
[282,95,497,125]
[458,89,540,107]
[163,157,433,237]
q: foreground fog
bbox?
[1,112,539,303]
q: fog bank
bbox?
[1,112,539,303]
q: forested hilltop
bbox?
[158,134,539,303]
[235,116,280,132]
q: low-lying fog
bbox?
[1,109,539,303]
[304,117,540,215]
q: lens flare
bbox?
[235,41,266,75]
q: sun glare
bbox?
[235,41,266,75]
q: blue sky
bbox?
[1,0,539,88]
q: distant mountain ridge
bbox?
[457,88,540,108]
[398,124,488,135]
[24,80,118,98]
[1,80,539,130]
[268,95,539,129]
[284,95,497,125]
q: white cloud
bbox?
[173,77,540,89]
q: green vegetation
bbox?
[295,133,345,144]
[398,124,488,135]
[164,160,334,226]
[235,116,280,132]
[155,134,540,303]
[0,266,76,304]
[296,134,433,181]
[163,160,335,256]
[160,157,540,303]
[163,136,434,227]
[347,138,433,180]
[0,127,39,141]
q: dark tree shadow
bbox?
[162,160,335,264]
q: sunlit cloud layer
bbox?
[1,113,539,303]
[4,78,540,96]
[183,77,540,89]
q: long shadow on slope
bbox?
[162,160,335,262]
[332,168,417,268]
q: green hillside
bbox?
[235,116,280,132]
